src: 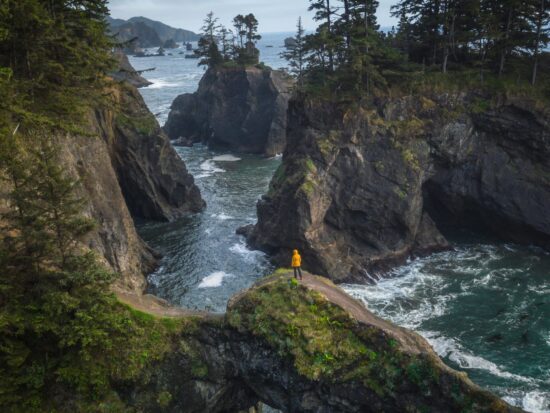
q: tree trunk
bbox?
[531,0,545,85]
[431,0,441,66]
[326,0,334,71]
[364,0,369,53]
[499,8,513,77]
[343,0,351,51]
[442,0,450,73]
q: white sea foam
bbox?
[230,242,264,263]
[522,391,550,413]
[420,331,536,384]
[212,154,242,162]
[211,213,233,221]
[198,271,232,288]
[198,160,225,178]
[145,79,183,89]
[200,160,225,173]
[343,259,453,329]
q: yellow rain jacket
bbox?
[291,250,301,268]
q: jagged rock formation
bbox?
[245,95,550,282]
[54,76,204,293]
[164,66,294,157]
[107,84,205,221]
[117,272,523,413]
[111,51,152,88]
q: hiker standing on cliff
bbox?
[292,249,303,280]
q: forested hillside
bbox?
[280,0,549,99]
[0,2,197,411]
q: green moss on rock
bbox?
[116,113,158,136]
[226,272,519,412]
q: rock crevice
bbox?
[246,95,550,282]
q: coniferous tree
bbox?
[309,0,337,70]
[526,0,550,84]
[233,14,247,49]
[0,0,113,126]
[195,11,223,67]
[282,17,308,86]
[0,130,125,409]
[218,27,234,62]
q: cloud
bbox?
[108,0,397,33]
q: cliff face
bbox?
[56,81,204,293]
[164,67,293,156]
[246,95,550,282]
[110,51,152,88]
[116,272,522,413]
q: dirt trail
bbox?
[280,271,433,355]
[116,270,432,356]
[116,291,206,318]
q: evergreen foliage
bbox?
[0,2,187,411]
[195,11,263,69]
[281,0,550,100]
[0,0,114,130]
[282,18,307,86]
[0,130,186,412]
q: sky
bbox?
[108,0,398,34]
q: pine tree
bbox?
[282,17,308,86]
[0,129,122,409]
[0,0,113,127]
[218,27,234,62]
[526,0,550,84]
[233,14,247,49]
[195,11,223,67]
[309,0,337,70]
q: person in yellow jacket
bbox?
[291,249,303,280]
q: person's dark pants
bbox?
[293,267,303,280]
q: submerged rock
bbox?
[118,272,523,412]
[164,66,294,157]
[246,95,550,282]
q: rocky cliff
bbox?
[164,66,294,156]
[245,94,550,282]
[115,272,523,413]
[110,51,152,88]
[56,78,204,293]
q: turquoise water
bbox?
[130,33,549,412]
[343,242,550,412]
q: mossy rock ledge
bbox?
[118,272,523,413]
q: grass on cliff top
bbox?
[227,272,423,390]
[227,271,513,412]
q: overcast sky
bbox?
[108,0,397,33]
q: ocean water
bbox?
[343,242,550,412]
[129,33,549,412]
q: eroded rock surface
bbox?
[118,272,523,413]
[164,66,294,156]
[54,79,204,293]
[246,95,550,282]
